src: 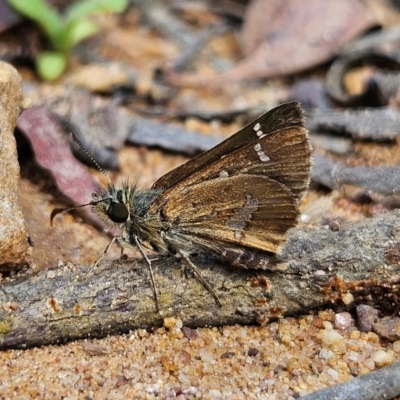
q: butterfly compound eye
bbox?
[107,202,129,223]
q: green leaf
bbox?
[7,0,128,77]
[66,0,128,23]
[6,0,64,50]
[36,52,67,81]
[64,19,99,51]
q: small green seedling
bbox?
[7,0,128,81]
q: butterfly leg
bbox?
[178,250,222,307]
[80,236,118,278]
[133,235,162,314]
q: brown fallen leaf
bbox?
[17,106,101,226]
[165,0,376,86]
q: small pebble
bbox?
[334,312,353,330]
[356,304,379,333]
[371,349,395,367]
[47,270,56,279]
[164,317,176,329]
[247,348,260,357]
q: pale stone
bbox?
[0,61,30,270]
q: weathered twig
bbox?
[301,360,400,400]
[306,107,400,141]
[128,118,222,156]
[312,153,400,197]
[1,210,400,349]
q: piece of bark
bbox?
[309,133,353,155]
[1,209,400,350]
[127,118,222,156]
[0,61,30,271]
[171,24,230,72]
[50,88,132,170]
[325,51,400,106]
[54,89,130,152]
[132,0,198,48]
[130,105,264,122]
[312,153,400,197]
[306,107,400,140]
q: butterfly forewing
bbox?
[152,102,305,191]
[242,126,311,198]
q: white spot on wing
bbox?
[258,152,270,162]
[219,170,229,178]
[253,122,261,131]
[253,143,270,162]
[256,130,264,137]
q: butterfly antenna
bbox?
[50,202,92,226]
[71,133,113,186]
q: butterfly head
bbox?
[91,182,136,228]
[50,182,136,228]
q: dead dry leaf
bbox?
[165,0,376,86]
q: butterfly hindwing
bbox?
[158,175,299,253]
